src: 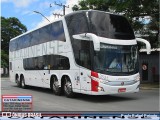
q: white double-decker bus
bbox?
[9,10,151,97]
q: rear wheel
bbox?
[63,77,74,98]
[51,76,61,95]
[15,75,20,87]
[20,76,27,89]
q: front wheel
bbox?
[16,75,20,87]
[63,77,75,98]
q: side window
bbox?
[49,55,59,70]
[59,56,70,70]
[66,13,89,36]
[79,50,91,69]
[23,34,31,48]
[49,55,70,70]
[51,21,66,42]
[31,30,39,46]
[23,58,29,70]
[38,56,45,70]
[17,38,22,50]
[39,25,51,44]
[74,40,92,69]
[14,39,18,51]
[28,58,34,70]
[34,57,39,70]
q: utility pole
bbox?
[53,13,63,18]
[50,2,69,16]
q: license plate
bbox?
[118,88,126,92]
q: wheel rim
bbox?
[16,77,19,86]
[52,78,59,92]
[64,78,72,94]
[22,78,25,87]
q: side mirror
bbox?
[136,38,151,54]
[72,33,100,51]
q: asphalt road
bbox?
[1,78,159,111]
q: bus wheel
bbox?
[64,77,74,98]
[20,76,27,89]
[51,76,61,95]
[16,75,20,87]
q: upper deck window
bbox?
[88,11,135,40]
[9,21,65,52]
[65,11,135,40]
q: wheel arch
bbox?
[15,74,19,79]
[20,74,24,80]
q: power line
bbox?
[50,2,69,16]
[53,13,63,18]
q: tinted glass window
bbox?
[72,40,93,69]
[59,56,70,70]
[50,21,66,42]
[65,12,92,69]
[23,34,31,48]
[49,55,59,70]
[38,56,45,69]
[23,55,70,70]
[65,12,89,36]
[31,30,40,46]
[10,21,66,52]
[88,11,135,39]
[39,25,51,43]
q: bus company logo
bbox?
[2,95,32,111]
[121,82,124,86]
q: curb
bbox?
[140,87,159,90]
[1,77,10,80]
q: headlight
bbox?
[134,74,140,81]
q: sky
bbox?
[1,0,79,31]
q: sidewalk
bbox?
[140,82,159,90]
[1,77,9,80]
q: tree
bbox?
[1,17,27,68]
[72,0,159,48]
[1,50,9,68]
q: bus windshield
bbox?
[94,44,138,75]
[88,11,135,40]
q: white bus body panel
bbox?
[9,16,140,95]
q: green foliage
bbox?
[1,50,9,68]
[1,17,27,68]
[72,0,159,48]
[1,17,27,53]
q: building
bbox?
[139,48,160,82]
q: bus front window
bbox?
[94,43,138,75]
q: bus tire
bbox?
[51,76,61,95]
[20,76,27,89]
[63,76,74,98]
[15,75,20,87]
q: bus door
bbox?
[79,50,91,92]
[42,66,51,88]
[37,56,50,88]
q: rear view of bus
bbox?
[65,10,151,95]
